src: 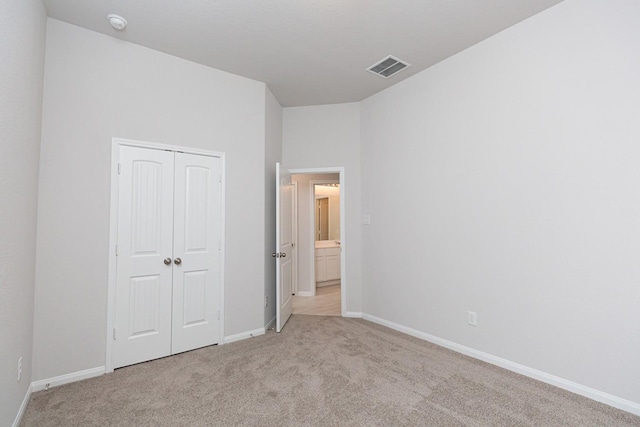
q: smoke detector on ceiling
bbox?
[107,14,127,31]
[367,55,411,78]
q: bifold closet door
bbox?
[114,146,222,369]
[114,146,175,368]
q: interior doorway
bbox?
[289,169,345,317]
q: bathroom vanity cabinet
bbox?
[315,245,341,286]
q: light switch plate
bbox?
[467,311,478,326]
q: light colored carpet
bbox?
[21,315,639,426]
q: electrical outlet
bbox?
[264,295,268,307]
[467,311,478,326]
[17,356,22,382]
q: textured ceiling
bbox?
[43,0,564,107]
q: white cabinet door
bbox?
[315,247,340,283]
[171,153,222,354]
[115,146,175,368]
[325,252,341,281]
[315,250,326,282]
[276,163,293,332]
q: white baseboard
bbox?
[316,280,340,288]
[344,311,363,318]
[295,291,314,297]
[223,327,265,344]
[265,316,276,331]
[31,366,106,393]
[362,313,640,416]
[12,383,33,427]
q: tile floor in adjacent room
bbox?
[292,284,340,316]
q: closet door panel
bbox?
[114,146,174,368]
[172,152,222,354]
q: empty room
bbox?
[2,0,640,425]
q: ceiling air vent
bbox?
[367,55,411,78]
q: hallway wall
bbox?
[283,103,362,314]
[360,0,640,405]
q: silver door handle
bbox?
[164,258,171,265]
[174,258,182,265]
[280,252,286,258]
[272,253,277,258]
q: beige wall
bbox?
[283,103,362,313]
[0,0,46,424]
[360,0,640,404]
[33,19,267,382]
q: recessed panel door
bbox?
[114,146,175,368]
[276,163,293,332]
[171,153,222,353]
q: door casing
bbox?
[106,137,226,373]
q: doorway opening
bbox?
[290,170,344,317]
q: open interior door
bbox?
[275,163,293,332]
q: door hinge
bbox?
[115,244,119,256]
[218,174,222,183]
[218,240,221,251]
[217,310,220,320]
[112,328,116,340]
[117,163,121,174]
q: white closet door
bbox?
[114,146,175,368]
[171,152,222,354]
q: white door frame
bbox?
[106,137,226,373]
[290,167,346,317]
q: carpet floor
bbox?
[21,315,639,426]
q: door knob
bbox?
[163,258,171,265]
[174,258,182,265]
[272,253,277,258]
[280,252,286,258]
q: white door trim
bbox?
[106,137,226,373]
[289,167,346,317]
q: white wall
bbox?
[292,174,339,294]
[264,88,282,326]
[360,0,640,404]
[0,0,46,424]
[33,19,267,381]
[283,104,362,312]
[315,185,341,240]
